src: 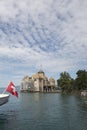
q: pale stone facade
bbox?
[20,70,55,92]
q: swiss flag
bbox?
[6,82,18,97]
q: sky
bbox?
[0,0,87,87]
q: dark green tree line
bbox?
[57,70,87,92]
[57,71,73,92]
[75,70,87,90]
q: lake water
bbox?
[0,88,87,130]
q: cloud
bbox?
[0,0,87,87]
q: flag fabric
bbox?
[6,82,18,97]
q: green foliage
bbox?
[57,70,87,92]
[75,70,87,90]
[57,71,73,92]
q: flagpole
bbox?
[2,83,9,94]
[2,87,7,94]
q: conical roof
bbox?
[38,70,44,74]
[32,70,47,80]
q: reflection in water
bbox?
[0,91,87,130]
[33,93,41,101]
[0,114,8,123]
[0,109,20,130]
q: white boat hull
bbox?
[0,94,9,106]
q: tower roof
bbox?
[32,70,47,80]
[38,70,44,74]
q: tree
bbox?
[75,70,87,90]
[57,71,73,92]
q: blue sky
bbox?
[0,0,87,87]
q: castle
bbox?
[20,70,55,92]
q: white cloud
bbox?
[0,0,87,87]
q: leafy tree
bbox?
[57,71,73,92]
[75,70,87,90]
